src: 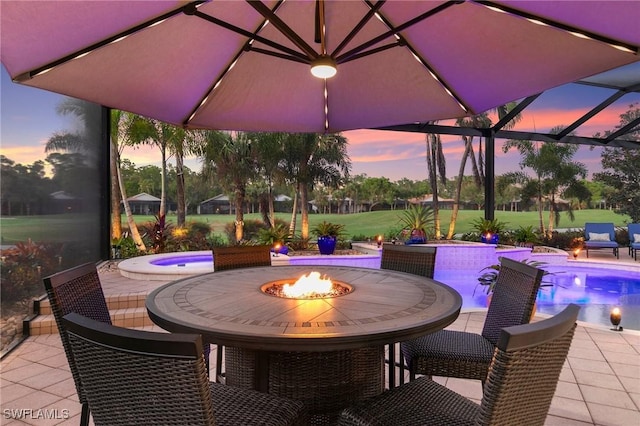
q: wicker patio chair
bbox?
[62,312,308,426]
[212,245,273,382]
[380,243,437,388]
[401,256,544,383]
[42,262,112,426]
[213,244,272,271]
[337,304,580,426]
[380,243,437,278]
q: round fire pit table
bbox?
[146,265,461,424]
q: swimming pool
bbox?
[436,266,640,331]
[119,249,640,330]
[536,266,640,331]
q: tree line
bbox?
[3,99,637,247]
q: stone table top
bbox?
[146,265,462,352]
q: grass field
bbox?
[0,209,631,244]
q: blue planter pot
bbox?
[317,236,337,255]
[405,236,426,245]
[270,245,289,255]
[405,229,426,245]
[481,233,500,244]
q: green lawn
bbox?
[0,214,99,244]
[0,209,630,244]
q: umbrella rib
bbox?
[331,0,386,58]
[247,0,319,60]
[353,1,472,115]
[338,42,402,64]
[192,9,309,63]
[249,47,310,65]
[335,1,462,63]
[185,0,312,128]
[476,1,638,54]
[14,2,201,81]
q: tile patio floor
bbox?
[1,252,638,426]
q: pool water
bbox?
[537,267,640,331]
[144,253,640,330]
[436,267,640,331]
[150,254,213,267]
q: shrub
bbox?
[0,241,64,304]
[541,230,583,250]
[223,218,291,245]
[311,221,346,238]
[257,224,291,246]
[288,235,311,251]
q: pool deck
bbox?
[1,251,638,425]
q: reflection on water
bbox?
[435,267,640,331]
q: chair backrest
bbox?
[213,245,272,271]
[481,257,544,345]
[585,222,615,241]
[477,304,580,426]
[63,312,216,426]
[42,262,112,403]
[628,223,640,243]
[380,244,437,279]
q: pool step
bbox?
[27,292,152,336]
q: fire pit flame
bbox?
[261,271,353,299]
[283,271,333,298]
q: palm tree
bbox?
[252,132,288,227]
[130,119,188,220]
[425,131,446,239]
[199,131,258,242]
[172,129,201,227]
[446,103,522,238]
[502,126,588,236]
[111,110,148,251]
[279,133,350,241]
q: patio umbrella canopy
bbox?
[1,1,639,133]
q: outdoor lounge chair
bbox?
[584,222,619,258]
[380,243,437,388]
[337,304,580,426]
[212,245,273,383]
[43,262,113,426]
[628,223,640,261]
[401,257,544,383]
[62,312,308,426]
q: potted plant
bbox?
[257,224,290,255]
[512,225,538,248]
[398,204,433,245]
[475,257,553,317]
[311,221,345,255]
[471,217,507,244]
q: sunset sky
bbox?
[2,65,637,182]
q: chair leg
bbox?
[387,343,396,389]
[80,402,90,426]
[409,363,416,381]
[398,352,405,386]
[216,345,224,383]
[203,344,211,377]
